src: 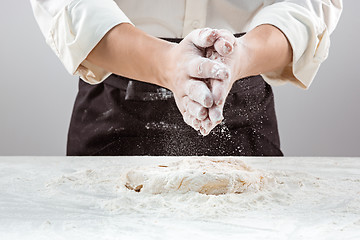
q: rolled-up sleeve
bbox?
[248,0,343,89]
[30,0,132,84]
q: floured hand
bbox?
[182,29,238,135]
[164,28,233,132]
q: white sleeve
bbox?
[248,0,343,89]
[30,0,133,84]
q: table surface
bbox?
[1,156,360,240]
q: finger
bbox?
[200,118,213,136]
[200,117,223,136]
[183,112,201,131]
[193,118,201,130]
[206,48,225,62]
[214,29,237,56]
[188,57,230,80]
[184,96,208,120]
[217,29,237,45]
[214,39,234,56]
[211,79,229,106]
[200,124,216,136]
[185,79,213,108]
[190,28,219,48]
[199,126,208,136]
[208,106,224,124]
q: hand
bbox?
[87,23,292,136]
[175,29,238,136]
[193,26,293,136]
[164,28,234,132]
[86,23,235,134]
[199,30,243,135]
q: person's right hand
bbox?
[200,29,238,135]
[179,26,293,136]
[164,28,234,133]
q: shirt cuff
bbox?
[47,0,132,84]
[248,2,330,89]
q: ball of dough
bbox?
[123,158,266,195]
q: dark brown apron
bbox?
[67,36,283,156]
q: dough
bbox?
[123,158,266,195]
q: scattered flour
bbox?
[1,157,360,239]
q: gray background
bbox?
[0,2,359,156]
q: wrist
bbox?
[156,42,177,90]
[233,25,293,80]
[233,37,250,81]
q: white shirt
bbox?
[30,0,342,89]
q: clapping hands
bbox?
[88,23,291,137]
[165,28,240,136]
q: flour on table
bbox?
[123,158,267,195]
[2,157,360,239]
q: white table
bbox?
[0,156,359,240]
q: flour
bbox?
[2,157,360,239]
[123,158,267,195]
[145,121,180,130]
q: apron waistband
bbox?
[160,32,245,44]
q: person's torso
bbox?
[115,0,275,37]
